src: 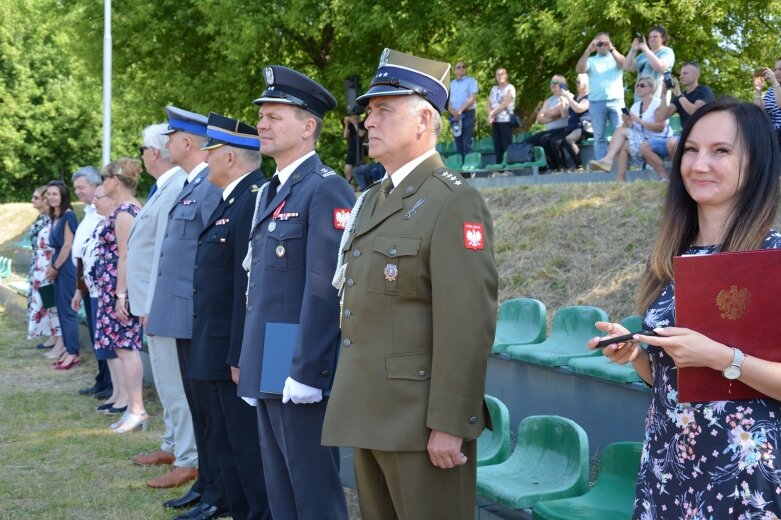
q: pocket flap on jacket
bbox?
[386,352,432,380]
[372,236,420,259]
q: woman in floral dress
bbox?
[591,99,781,518]
[26,186,62,346]
[93,158,147,433]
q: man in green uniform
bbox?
[322,49,498,520]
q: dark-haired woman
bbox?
[44,181,80,370]
[624,24,675,100]
[590,99,781,518]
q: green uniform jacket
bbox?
[322,153,498,452]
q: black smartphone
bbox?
[621,107,630,115]
[595,330,658,349]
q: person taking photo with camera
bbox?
[624,25,675,100]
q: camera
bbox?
[663,71,674,89]
[596,41,606,48]
[635,32,645,43]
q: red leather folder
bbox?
[674,248,781,403]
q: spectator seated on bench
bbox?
[477,415,590,510]
[506,305,607,366]
[532,442,643,520]
[477,394,512,467]
[492,298,547,354]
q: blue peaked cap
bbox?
[162,106,209,136]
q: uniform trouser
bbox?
[176,338,225,506]
[353,440,477,520]
[256,399,348,520]
[148,335,197,468]
[207,380,270,520]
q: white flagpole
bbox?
[101,0,112,167]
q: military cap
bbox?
[162,106,209,136]
[252,66,337,119]
[201,112,260,151]
[356,48,451,113]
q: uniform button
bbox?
[193,313,197,319]
[418,370,426,377]
[249,282,255,288]
[247,305,254,312]
[347,278,354,287]
[194,264,198,270]
[198,240,203,245]
[343,309,351,318]
[192,289,197,295]
[321,370,330,376]
[157,272,161,276]
[389,248,397,256]
[343,338,351,346]
[468,416,478,424]
[160,252,163,257]
[353,249,361,257]
[164,233,168,237]
[252,258,258,264]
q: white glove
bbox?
[281,377,323,404]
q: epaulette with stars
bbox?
[432,167,465,190]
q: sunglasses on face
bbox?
[636,83,651,88]
[456,65,466,69]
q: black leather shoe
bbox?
[93,388,113,400]
[173,503,228,520]
[36,343,54,350]
[79,385,99,395]
[164,490,201,510]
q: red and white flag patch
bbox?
[333,208,351,230]
[463,222,485,251]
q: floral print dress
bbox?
[94,203,142,351]
[634,230,781,519]
[26,214,61,339]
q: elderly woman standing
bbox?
[44,180,80,370]
[27,185,62,349]
[591,99,781,519]
[93,158,146,433]
[487,67,517,164]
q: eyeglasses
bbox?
[455,65,466,69]
[636,83,651,88]
[139,146,149,156]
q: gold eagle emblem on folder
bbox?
[716,285,751,320]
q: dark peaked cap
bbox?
[201,112,260,151]
[252,66,337,119]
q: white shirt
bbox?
[71,204,103,265]
[386,148,437,189]
[187,161,208,183]
[155,166,181,189]
[276,150,316,187]
[222,172,251,201]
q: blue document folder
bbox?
[259,322,300,394]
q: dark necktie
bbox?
[264,175,281,210]
[146,183,157,200]
[378,177,393,203]
[182,178,190,188]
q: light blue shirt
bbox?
[635,46,675,97]
[450,76,479,112]
[586,54,624,102]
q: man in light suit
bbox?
[127,123,196,489]
[145,107,226,517]
[190,113,270,520]
[321,49,498,520]
[238,66,355,520]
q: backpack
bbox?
[505,143,535,164]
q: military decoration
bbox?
[215,218,230,226]
[275,244,286,258]
[268,221,277,232]
[463,222,485,251]
[182,199,196,205]
[384,263,398,282]
[333,208,351,230]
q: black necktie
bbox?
[264,175,281,210]
[182,178,190,188]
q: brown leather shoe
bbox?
[147,466,198,489]
[132,448,176,466]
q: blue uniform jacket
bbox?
[237,154,356,399]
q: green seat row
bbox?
[0,257,12,278]
[477,415,590,509]
[485,146,548,176]
[477,394,512,467]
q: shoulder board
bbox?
[318,166,337,178]
[432,167,466,191]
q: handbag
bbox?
[506,143,535,164]
[39,283,56,308]
[510,113,522,129]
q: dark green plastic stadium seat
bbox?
[477,395,511,467]
[532,442,642,520]
[444,154,464,169]
[492,298,547,354]
[477,415,590,509]
[506,306,607,366]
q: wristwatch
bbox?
[722,348,745,380]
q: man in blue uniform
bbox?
[189,113,270,520]
[145,106,226,518]
[237,66,355,520]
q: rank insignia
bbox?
[220,238,226,243]
[333,208,351,230]
[275,244,286,258]
[215,218,230,226]
[228,197,235,205]
[182,199,196,205]
[277,212,299,221]
[251,184,260,192]
[268,221,277,232]
[384,263,398,282]
[463,222,485,251]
